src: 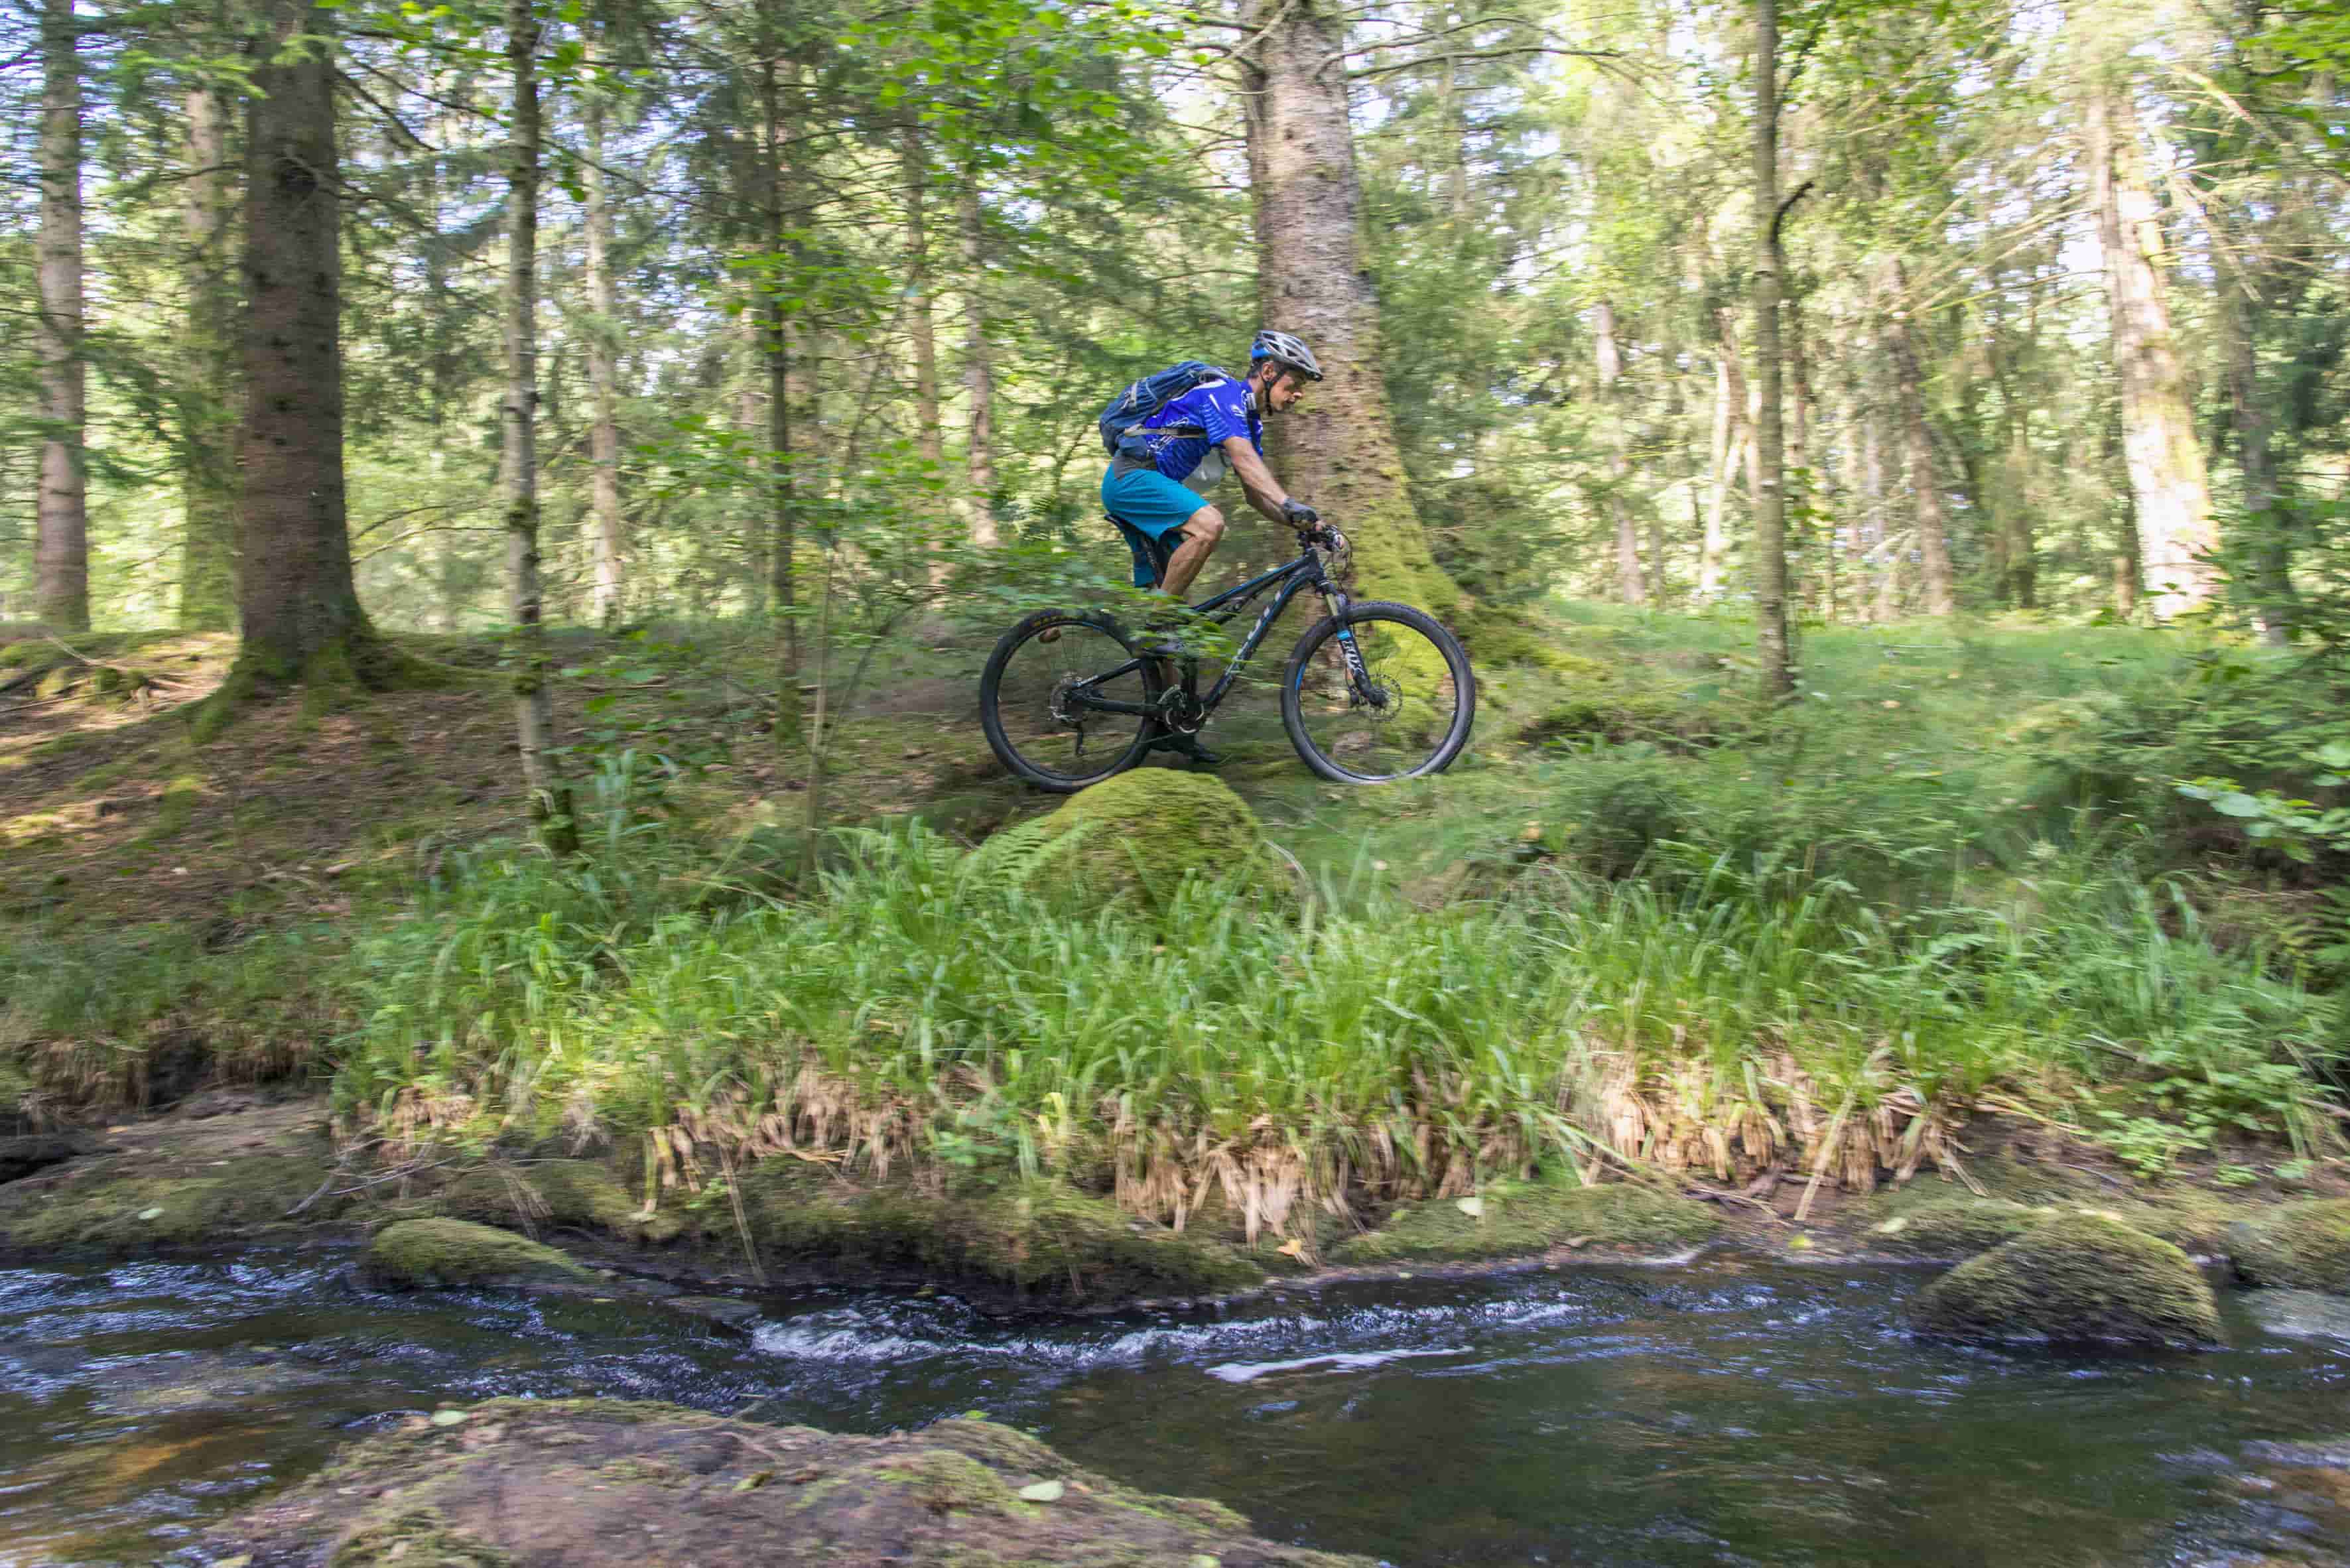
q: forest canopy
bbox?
[4,0,2345,655]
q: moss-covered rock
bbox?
[0,1151,334,1258]
[2230,1200,2350,1293]
[212,1398,1377,1568]
[1333,1178,1718,1266]
[1865,1196,2040,1259]
[968,769,1280,910]
[1910,1213,2221,1348]
[739,1168,1264,1303]
[360,1218,595,1290]
[439,1158,683,1244]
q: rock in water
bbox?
[359,1218,594,1290]
[2230,1200,2350,1293]
[209,1398,1377,1567]
[1910,1213,2220,1349]
[2243,1288,2350,1345]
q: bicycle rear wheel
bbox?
[980,609,1161,793]
[1279,600,1475,783]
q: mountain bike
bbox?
[980,519,1476,792]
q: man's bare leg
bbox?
[1159,506,1226,598]
[1147,507,1227,688]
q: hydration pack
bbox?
[1097,361,1234,457]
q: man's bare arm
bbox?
[1221,436,1292,523]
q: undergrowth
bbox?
[328,793,2343,1236]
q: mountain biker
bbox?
[1100,330,1329,763]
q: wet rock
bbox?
[739,1168,1264,1305]
[1910,1213,2221,1348]
[966,769,1283,911]
[2247,1291,2350,1345]
[439,1158,684,1244]
[1864,1196,2041,1258]
[0,1150,335,1259]
[1333,1178,1719,1266]
[664,1295,762,1331]
[211,1398,1376,1567]
[0,1132,104,1186]
[2231,1201,2350,1293]
[361,1218,595,1291]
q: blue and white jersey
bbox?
[1129,375,1264,495]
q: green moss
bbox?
[329,1507,515,1568]
[741,1169,1264,1302]
[968,771,1280,911]
[874,1449,1025,1517]
[150,774,205,839]
[0,1155,334,1258]
[1334,1178,1719,1265]
[2230,1200,2350,1292]
[440,1159,679,1242]
[1911,1213,2221,1347]
[1865,1196,2040,1258]
[360,1218,594,1290]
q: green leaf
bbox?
[2211,793,2266,818]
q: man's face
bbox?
[1263,367,1309,413]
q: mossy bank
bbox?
[210,1397,1380,1567]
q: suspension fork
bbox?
[1317,582,1372,692]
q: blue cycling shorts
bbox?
[1101,464,1210,587]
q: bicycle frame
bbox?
[1063,550,1351,720]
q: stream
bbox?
[4,1252,2347,1567]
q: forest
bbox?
[7,0,2350,1558]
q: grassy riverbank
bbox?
[4,606,2346,1250]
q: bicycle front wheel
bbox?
[1279,600,1475,783]
[980,609,1161,793]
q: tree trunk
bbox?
[2084,79,2217,618]
[2216,224,2288,642]
[180,54,238,631]
[503,0,569,842]
[1701,355,1735,600]
[1752,0,1792,700]
[1882,258,1955,615]
[1595,300,1645,606]
[1787,289,1817,611]
[2001,419,2037,610]
[903,127,943,480]
[1241,0,1465,621]
[757,56,796,655]
[231,0,376,690]
[584,93,624,625]
[36,0,88,631]
[1863,387,1897,621]
[960,182,998,548]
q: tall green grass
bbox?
[332,789,2342,1222]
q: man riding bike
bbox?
[1100,329,1330,763]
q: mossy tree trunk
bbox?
[503,0,572,847]
[1239,0,1466,625]
[180,37,238,632]
[2083,76,2216,619]
[225,0,393,709]
[36,0,88,633]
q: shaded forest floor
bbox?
[3,604,2344,1240]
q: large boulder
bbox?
[2230,1199,2350,1292]
[969,769,1281,910]
[1866,1196,2040,1259]
[740,1168,1264,1305]
[360,1218,594,1290]
[210,1398,1379,1568]
[1910,1213,2221,1348]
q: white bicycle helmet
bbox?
[1250,329,1324,381]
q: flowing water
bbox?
[4,1252,2347,1567]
